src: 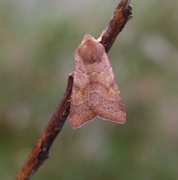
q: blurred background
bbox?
[0,0,178,179]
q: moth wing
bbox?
[88,53,126,124]
[70,53,97,129]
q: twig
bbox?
[16,74,73,180]
[99,0,132,53]
[15,0,132,179]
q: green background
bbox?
[0,0,178,179]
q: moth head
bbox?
[77,34,105,64]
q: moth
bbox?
[70,34,126,128]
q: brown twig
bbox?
[16,74,73,180]
[99,0,132,53]
[15,0,132,179]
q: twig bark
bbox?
[99,0,132,53]
[16,74,73,180]
[15,0,132,179]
